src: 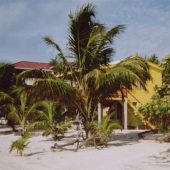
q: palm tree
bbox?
[9,132,31,156]
[85,114,121,147]
[32,3,151,139]
[8,92,40,135]
[32,100,72,140]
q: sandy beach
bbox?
[0,129,170,170]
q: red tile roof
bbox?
[14,61,53,70]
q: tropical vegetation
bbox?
[32,100,73,140]
[85,114,121,147]
[138,54,170,132]
[9,132,31,156]
[145,54,160,65]
[40,4,151,140]
[7,92,40,135]
[0,3,155,154]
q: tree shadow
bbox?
[106,131,140,147]
[53,147,77,152]
[24,151,44,157]
[0,130,13,135]
[51,143,79,152]
[63,134,78,139]
[107,140,138,147]
[149,148,170,165]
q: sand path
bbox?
[0,131,170,170]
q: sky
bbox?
[0,0,170,63]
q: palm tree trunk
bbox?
[21,122,26,136]
[84,127,89,139]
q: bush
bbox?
[9,133,31,156]
[85,115,121,147]
[138,94,170,132]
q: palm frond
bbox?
[104,25,125,43]
[105,57,150,93]
[0,91,13,103]
[44,36,66,63]
[68,3,96,64]
[117,57,151,83]
[16,69,55,85]
[33,77,76,99]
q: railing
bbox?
[127,91,155,129]
[127,90,142,105]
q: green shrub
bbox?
[9,133,31,156]
[85,115,121,147]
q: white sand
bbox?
[0,130,170,170]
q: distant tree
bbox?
[0,64,17,130]
[157,54,170,97]
[0,64,16,91]
[161,54,170,85]
[145,54,160,65]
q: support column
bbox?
[114,104,117,120]
[98,102,103,123]
[123,100,128,130]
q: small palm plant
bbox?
[8,92,40,135]
[9,133,31,156]
[33,100,72,140]
[85,114,121,147]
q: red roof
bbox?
[14,61,53,70]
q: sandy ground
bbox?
[0,129,170,170]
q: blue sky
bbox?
[0,0,170,63]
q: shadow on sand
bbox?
[24,151,45,157]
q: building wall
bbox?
[25,78,36,86]
[125,62,163,128]
[128,62,162,106]
[104,61,163,129]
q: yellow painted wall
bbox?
[104,60,163,128]
[128,62,163,106]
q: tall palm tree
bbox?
[33,3,151,138]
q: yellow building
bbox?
[127,61,163,129]
[100,60,163,129]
